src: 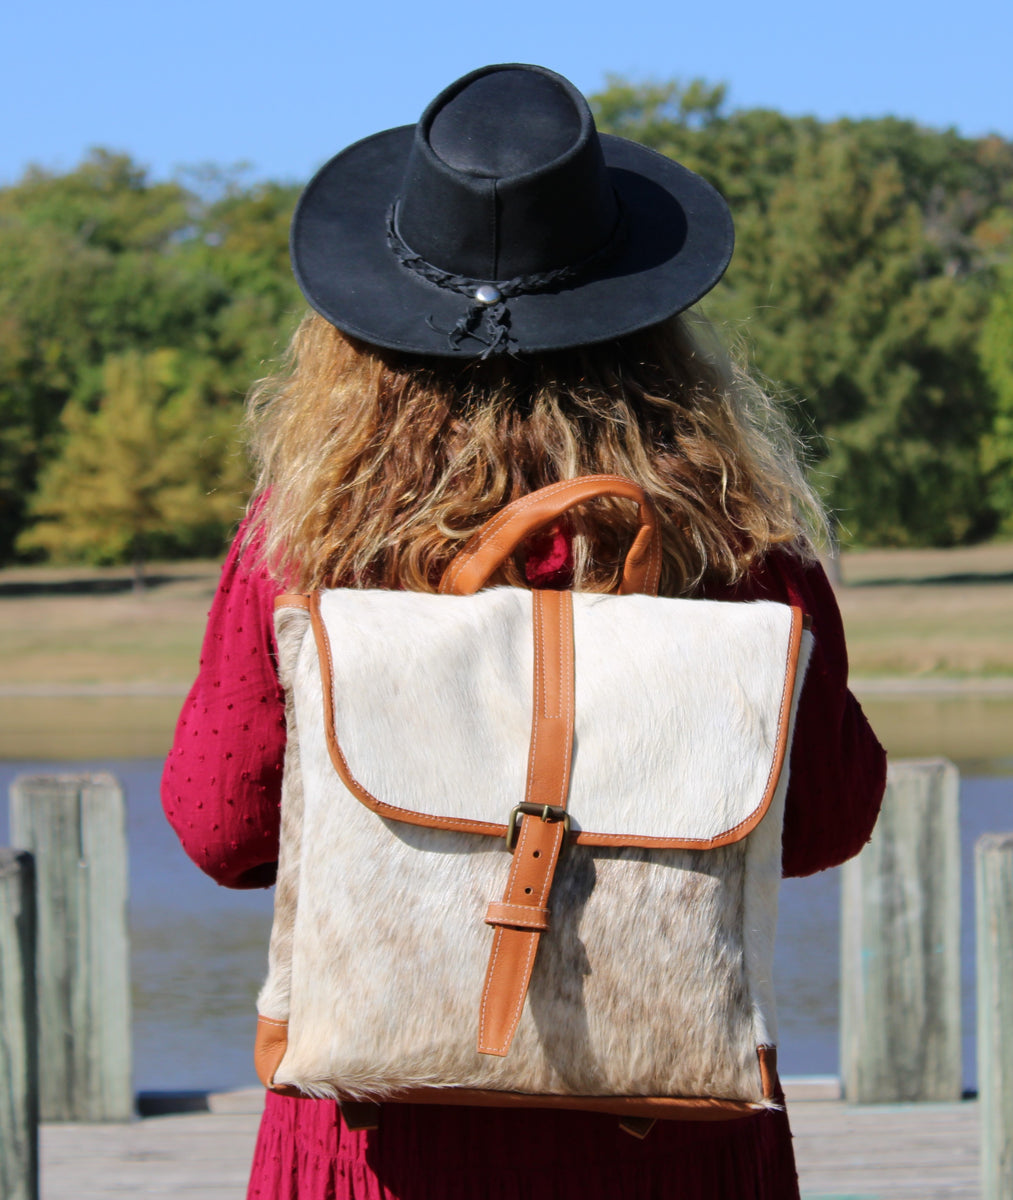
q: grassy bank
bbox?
[836,540,1013,680]
[2,543,1012,763]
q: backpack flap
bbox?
[309,587,809,850]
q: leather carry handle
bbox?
[439,475,662,597]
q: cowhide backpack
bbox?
[254,475,812,1136]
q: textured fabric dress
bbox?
[162,521,886,1200]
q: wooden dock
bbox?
[40,1088,262,1199]
[36,1085,981,1199]
[790,1094,979,1199]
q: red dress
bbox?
[162,523,886,1200]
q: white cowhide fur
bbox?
[258,590,812,1105]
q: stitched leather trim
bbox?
[309,597,806,850]
[379,1088,768,1122]
[274,1085,769,1122]
[275,593,311,611]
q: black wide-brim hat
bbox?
[291,64,734,358]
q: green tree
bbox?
[725,135,997,544]
[0,152,227,557]
[0,151,302,562]
[592,80,1013,545]
[18,349,247,586]
[980,251,1013,530]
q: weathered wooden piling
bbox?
[9,775,132,1122]
[840,758,962,1103]
[976,832,1013,1200]
[0,849,39,1200]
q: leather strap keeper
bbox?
[485,901,551,930]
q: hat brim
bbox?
[291,128,734,357]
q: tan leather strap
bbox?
[439,475,661,597]
[478,589,575,1056]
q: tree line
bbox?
[1,79,1011,573]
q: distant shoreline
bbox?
[2,543,1011,764]
[851,676,1013,696]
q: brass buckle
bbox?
[505,802,571,853]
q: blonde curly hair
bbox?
[244,310,826,595]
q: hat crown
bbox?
[428,68,581,178]
[395,64,620,282]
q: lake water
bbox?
[1,760,1010,1095]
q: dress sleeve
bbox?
[161,519,287,889]
[706,550,887,878]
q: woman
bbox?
[163,64,886,1199]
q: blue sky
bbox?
[3,0,1010,187]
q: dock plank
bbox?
[40,1110,259,1198]
[791,1099,980,1199]
[39,1093,980,1199]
